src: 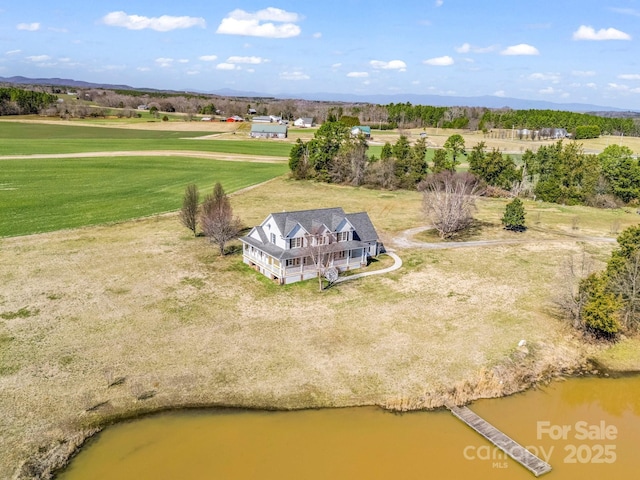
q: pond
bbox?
[58,376,640,479]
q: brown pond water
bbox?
[58,376,640,479]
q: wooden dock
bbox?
[449,405,552,477]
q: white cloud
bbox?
[26,55,51,62]
[199,55,218,62]
[529,72,561,83]
[279,71,310,80]
[607,83,638,92]
[423,55,454,66]
[370,60,407,71]
[331,63,342,69]
[586,82,597,89]
[494,90,506,97]
[347,71,369,78]
[435,0,444,6]
[102,11,205,32]
[178,59,189,64]
[501,44,539,55]
[137,67,151,72]
[48,27,68,33]
[155,57,174,68]
[455,42,495,54]
[216,8,301,38]
[216,63,238,70]
[5,49,21,55]
[619,74,640,80]
[572,25,631,41]
[226,56,267,64]
[411,80,420,85]
[186,70,200,75]
[313,32,322,38]
[17,22,40,31]
[539,87,556,94]
[572,70,596,77]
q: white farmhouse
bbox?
[240,207,381,284]
[293,117,314,128]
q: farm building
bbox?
[226,116,244,122]
[351,126,371,138]
[294,117,314,128]
[250,124,288,139]
[240,207,381,285]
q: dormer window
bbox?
[337,231,349,242]
[290,237,303,248]
[270,233,276,243]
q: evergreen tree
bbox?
[501,198,526,231]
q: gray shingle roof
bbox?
[240,207,379,258]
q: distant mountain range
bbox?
[1,75,636,113]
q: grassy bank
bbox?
[2,177,638,478]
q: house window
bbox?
[335,250,346,260]
[286,258,301,267]
[315,235,327,246]
[290,237,303,249]
[271,233,276,244]
[337,231,349,242]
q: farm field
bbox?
[0,156,287,237]
[0,121,293,157]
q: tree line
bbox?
[0,87,57,115]
[376,103,639,136]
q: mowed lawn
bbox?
[0,156,288,237]
[0,122,293,157]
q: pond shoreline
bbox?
[19,345,629,480]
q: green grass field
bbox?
[0,156,288,237]
[0,122,293,156]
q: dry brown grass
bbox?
[0,177,637,478]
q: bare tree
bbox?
[303,228,340,291]
[200,183,242,255]
[553,250,594,329]
[420,172,482,239]
[179,184,199,236]
[610,250,640,330]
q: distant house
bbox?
[351,126,371,138]
[137,105,149,110]
[226,115,244,122]
[201,116,213,121]
[250,123,288,139]
[294,117,314,128]
[252,115,273,123]
[539,127,569,139]
[248,108,257,115]
[240,207,381,285]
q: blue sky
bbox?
[1,1,640,109]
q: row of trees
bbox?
[289,123,478,190]
[0,87,57,115]
[179,183,242,255]
[479,108,637,136]
[523,141,640,206]
[379,103,638,136]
